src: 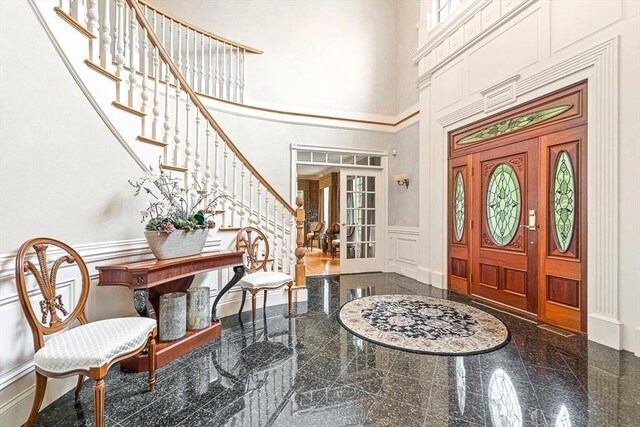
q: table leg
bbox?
[133,289,151,318]
[211,265,245,321]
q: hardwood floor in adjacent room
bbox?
[305,247,340,276]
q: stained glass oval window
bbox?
[486,164,521,246]
[553,151,575,252]
[454,172,465,241]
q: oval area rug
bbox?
[337,294,510,355]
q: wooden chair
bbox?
[306,221,325,250]
[14,238,157,427]
[328,223,341,260]
[236,227,294,326]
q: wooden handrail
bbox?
[127,0,294,215]
[138,0,263,54]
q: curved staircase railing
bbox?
[52,0,306,285]
[138,0,262,103]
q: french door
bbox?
[340,169,382,274]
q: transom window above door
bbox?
[296,150,382,168]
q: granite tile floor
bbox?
[34,273,640,426]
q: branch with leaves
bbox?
[130,163,227,233]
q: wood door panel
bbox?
[448,157,471,294]
[471,139,538,313]
[539,125,587,333]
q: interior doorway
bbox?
[294,146,387,277]
[448,82,588,333]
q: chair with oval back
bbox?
[235,227,294,326]
[14,238,158,427]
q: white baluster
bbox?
[231,153,238,227]
[240,165,246,227]
[221,42,226,99]
[235,47,241,103]
[273,203,279,272]
[248,174,254,225]
[265,194,270,268]
[152,47,160,140]
[184,98,192,183]
[280,209,286,271]
[289,216,295,274]
[87,0,98,61]
[140,28,149,135]
[162,55,172,150]
[222,145,229,226]
[257,183,262,230]
[205,123,212,188]
[226,44,232,101]
[213,133,220,189]
[184,27,190,87]
[70,0,87,23]
[200,34,205,95]
[115,0,125,102]
[127,8,138,108]
[99,0,111,68]
[173,81,182,167]
[192,30,199,91]
[194,110,201,182]
[207,37,213,97]
[176,23,182,74]
[123,6,129,64]
[239,48,246,103]
[168,19,174,73]
[215,40,220,98]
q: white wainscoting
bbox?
[386,226,420,279]
[0,232,306,427]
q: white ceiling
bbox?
[297,164,336,178]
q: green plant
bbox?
[129,164,225,233]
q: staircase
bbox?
[32,0,306,284]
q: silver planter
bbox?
[187,287,211,330]
[159,292,187,342]
[144,228,208,260]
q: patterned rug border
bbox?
[336,295,511,356]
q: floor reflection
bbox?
[35,273,640,427]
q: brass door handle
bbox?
[520,224,536,231]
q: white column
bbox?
[152,46,160,140]
[115,0,125,102]
[140,28,149,135]
[194,110,201,183]
[173,81,182,167]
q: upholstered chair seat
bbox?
[34,317,156,374]
[239,271,294,290]
[235,227,295,326]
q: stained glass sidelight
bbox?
[553,151,575,252]
[459,104,572,145]
[486,163,521,246]
[454,172,465,241]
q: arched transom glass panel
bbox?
[486,164,521,246]
[553,151,575,252]
[454,172,465,241]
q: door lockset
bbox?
[520,210,537,231]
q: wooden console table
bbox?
[97,251,245,372]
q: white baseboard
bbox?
[416,267,431,284]
[588,313,623,350]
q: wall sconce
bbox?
[394,173,410,189]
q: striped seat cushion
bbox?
[34,317,156,374]
[239,271,294,289]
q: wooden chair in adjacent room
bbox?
[14,238,157,427]
[236,227,294,326]
[328,223,341,260]
[306,221,325,250]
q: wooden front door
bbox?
[447,83,587,333]
[471,139,538,314]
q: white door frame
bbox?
[291,144,388,273]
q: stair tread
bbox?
[137,135,167,147]
[54,7,96,39]
[84,60,121,82]
[112,101,146,117]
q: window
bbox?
[435,0,471,24]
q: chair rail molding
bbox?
[428,35,621,349]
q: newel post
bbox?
[294,195,306,287]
